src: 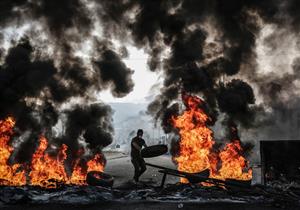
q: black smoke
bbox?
[59,103,113,171]
[216,79,255,128]
[93,44,134,97]
[30,0,92,38]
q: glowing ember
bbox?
[172,94,252,183]
[0,117,104,188]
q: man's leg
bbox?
[131,158,140,182]
[138,158,147,177]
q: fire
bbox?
[70,153,104,185]
[0,117,104,188]
[29,136,69,188]
[172,94,252,182]
[0,117,26,186]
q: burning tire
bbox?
[86,171,114,187]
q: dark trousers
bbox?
[131,156,146,181]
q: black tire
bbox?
[141,145,168,158]
[86,171,114,187]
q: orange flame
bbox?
[0,117,26,186]
[70,153,104,185]
[29,136,69,188]
[172,94,252,182]
[0,117,104,188]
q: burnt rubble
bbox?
[0,182,300,208]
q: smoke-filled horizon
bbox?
[1,0,300,166]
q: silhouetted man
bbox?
[131,129,147,182]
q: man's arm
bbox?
[143,141,147,148]
[132,141,142,151]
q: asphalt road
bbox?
[104,153,179,188]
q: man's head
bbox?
[137,129,143,138]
